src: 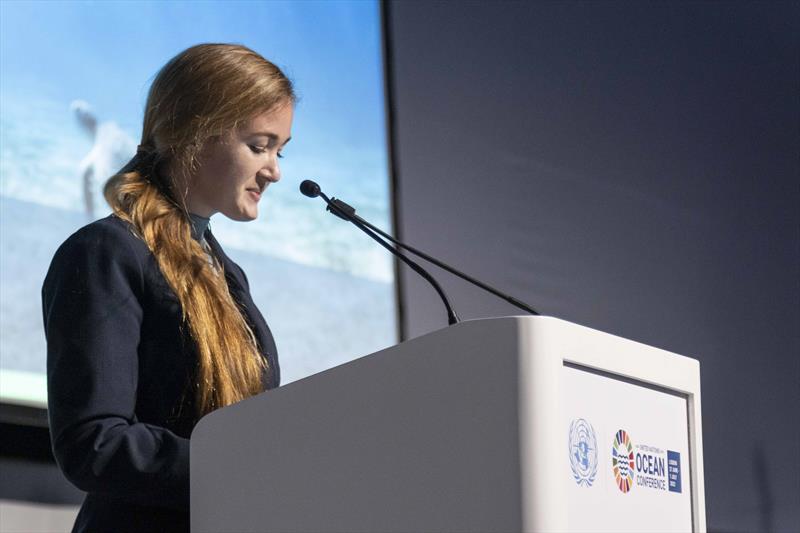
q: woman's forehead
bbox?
[239,105,293,137]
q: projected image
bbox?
[0,1,395,405]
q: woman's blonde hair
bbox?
[104,43,294,417]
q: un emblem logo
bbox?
[568,418,598,487]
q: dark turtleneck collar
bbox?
[188,213,210,242]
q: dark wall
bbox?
[386,1,799,531]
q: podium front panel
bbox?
[561,363,693,531]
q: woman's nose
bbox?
[271,160,281,182]
[260,158,280,183]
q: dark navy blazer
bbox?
[42,214,279,532]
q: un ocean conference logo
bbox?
[568,418,598,487]
[612,429,635,493]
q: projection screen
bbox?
[0,0,396,408]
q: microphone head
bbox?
[300,180,321,198]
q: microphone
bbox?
[299,180,320,198]
[300,179,540,318]
[300,180,460,325]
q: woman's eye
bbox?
[249,145,267,154]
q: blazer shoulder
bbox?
[56,215,147,258]
[44,215,148,293]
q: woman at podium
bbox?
[41,43,294,532]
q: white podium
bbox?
[191,316,706,532]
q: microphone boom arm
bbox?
[321,193,460,326]
[351,213,539,316]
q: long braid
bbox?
[104,155,266,416]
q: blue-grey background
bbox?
[387,1,798,531]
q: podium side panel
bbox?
[191,318,527,532]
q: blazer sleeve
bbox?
[42,223,189,510]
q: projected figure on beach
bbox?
[71,100,135,218]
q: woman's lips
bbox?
[247,189,261,201]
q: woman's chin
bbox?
[223,206,258,222]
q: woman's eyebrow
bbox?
[249,132,292,145]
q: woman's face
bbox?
[183,103,294,221]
